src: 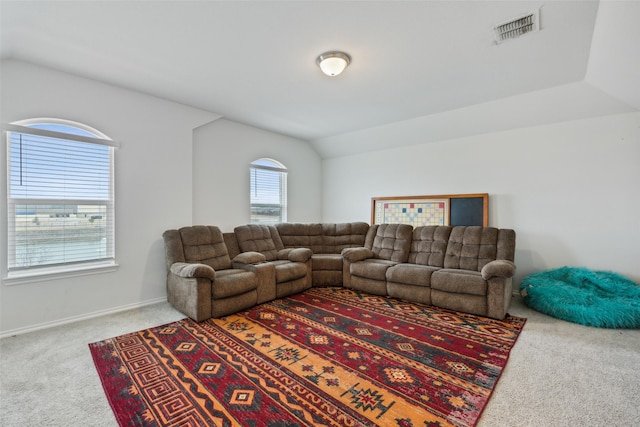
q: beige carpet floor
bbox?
[1,295,638,426]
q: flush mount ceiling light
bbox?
[316,51,351,76]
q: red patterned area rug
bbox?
[89,287,526,427]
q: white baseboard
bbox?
[0,297,167,339]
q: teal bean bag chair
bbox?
[520,266,640,328]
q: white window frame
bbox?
[3,118,118,283]
[250,158,287,224]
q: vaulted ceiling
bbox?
[2,1,638,158]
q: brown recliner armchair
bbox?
[234,224,312,298]
[162,225,273,321]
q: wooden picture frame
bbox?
[371,193,488,227]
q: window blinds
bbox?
[6,125,115,271]
[250,163,287,224]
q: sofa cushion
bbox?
[321,222,369,253]
[312,254,343,271]
[431,269,487,296]
[444,226,515,272]
[368,224,413,263]
[408,226,451,268]
[350,259,397,281]
[234,224,283,261]
[386,263,440,287]
[272,260,308,283]
[179,225,232,270]
[276,223,324,252]
[212,269,258,299]
[275,222,369,254]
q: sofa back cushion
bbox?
[408,226,452,267]
[165,225,232,270]
[444,226,516,272]
[234,224,284,261]
[275,222,370,254]
[321,222,369,253]
[275,223,324,252]
[365,224,413,262]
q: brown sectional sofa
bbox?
[163,222,516,322]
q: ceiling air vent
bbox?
[494,10,540,43]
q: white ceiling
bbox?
[1,1,639,158]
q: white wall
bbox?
[585,0,640,110]
[2,60,636,336]
[322,112,640,285]
[0,60,218,336]
[193,119,322,232]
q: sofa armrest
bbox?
[288,247,313,263]
[481,260,516,280]
[341,247,374,262]
[277,248,294,260]
[169,262,216,281]
[232,251,266,265]
[277,248,312,263]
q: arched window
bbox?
[250,158,287,224]
[5,118,117,276]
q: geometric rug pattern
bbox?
[89,287,526,426]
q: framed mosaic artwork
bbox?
[371,193,488,227]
